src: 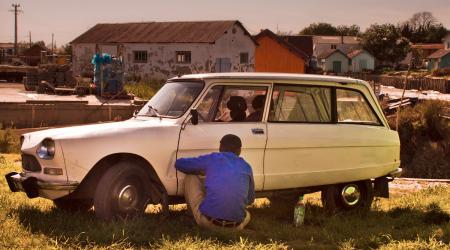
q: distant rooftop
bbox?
[411,44,444,50]
[427,49,450,59]
[313,36,360,45]
[71,20,255,44]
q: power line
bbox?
[9,3,23,56]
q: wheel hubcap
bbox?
[117,185,139,212]
[341,184,361,206]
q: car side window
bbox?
[196,85,268,122]
[197,86,223,122]
[336,89,380,125]
[269,85,331,123]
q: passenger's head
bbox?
[227,96,247,121]
[219,134,242,156]
[252,95,266,111]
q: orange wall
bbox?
[255,36,305,73]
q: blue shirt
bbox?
[175,152,255,222]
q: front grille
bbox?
[22,154,42,172]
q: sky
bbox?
[1,0,449,46]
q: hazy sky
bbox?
[1,0,449,46]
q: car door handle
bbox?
[251,128,264,134]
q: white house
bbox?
[312,36,361,58]
[443,33,450,49]
[317,49,349,73]
[71,21,257,80]
[347,49,375,72]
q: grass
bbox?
[1,154,449,249]
[0,128,20,154]
[124,80,164,100]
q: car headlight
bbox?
[36,138,55,159]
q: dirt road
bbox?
[0,82,135,105]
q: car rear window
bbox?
[336,88,380,125]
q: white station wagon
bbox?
[6,73,401,220]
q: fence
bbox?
[350,73,450,94]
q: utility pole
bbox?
[29,31,31,48]
[51,33,54,54]
[9,4,22,56]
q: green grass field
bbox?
[0,153,449,249]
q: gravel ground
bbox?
[390,178,450,192]
[0,82,135,105]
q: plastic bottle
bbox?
[293,195,305,227]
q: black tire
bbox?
[53,197,93,212]
[321,180,373,214]
[93,162,151,221]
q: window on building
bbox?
[133,51,148,63]
[331,44,337,49]
[336,89,380,125]
[269,85,332,123]
[176,51,191,63]
[240,52,249,64]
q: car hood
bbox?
[22,118,178,148]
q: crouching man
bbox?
[175,134,255,230]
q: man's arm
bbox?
[175,154,212,174]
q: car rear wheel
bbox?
[93,162,151,221]
[53,197,93,212]
[321,180,373,213]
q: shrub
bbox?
[0,128,21,153]
[431,67,450,77]
[388,101,450,178]
[124,79,164,100]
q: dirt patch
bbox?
[389,178,450,194]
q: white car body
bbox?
[7,73,401,209]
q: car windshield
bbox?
[137,81,204,118]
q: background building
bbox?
[347,49,375,72]
[254,29,309,73]
[71,20,256,80]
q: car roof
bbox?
[171,72,366,86]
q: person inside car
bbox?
[247,95,266,121]
[175,134,255,230]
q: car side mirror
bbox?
[190,109,199,125]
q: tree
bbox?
[60,43,72,55]
[299,22,339,36]
[336,25,361,36]
[362,24,410,66]
[398,12,448,43]
[300,23,361,36]
[32,40,46,49]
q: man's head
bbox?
[219,134,242,156]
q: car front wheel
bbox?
[321,180,373,213]
[93,162,151,220]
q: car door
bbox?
[263,84,336,190]
[176,83,271,195]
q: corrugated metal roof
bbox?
[427,49,450,59]
[71,20,255,44]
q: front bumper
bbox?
[5,172,79,198]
